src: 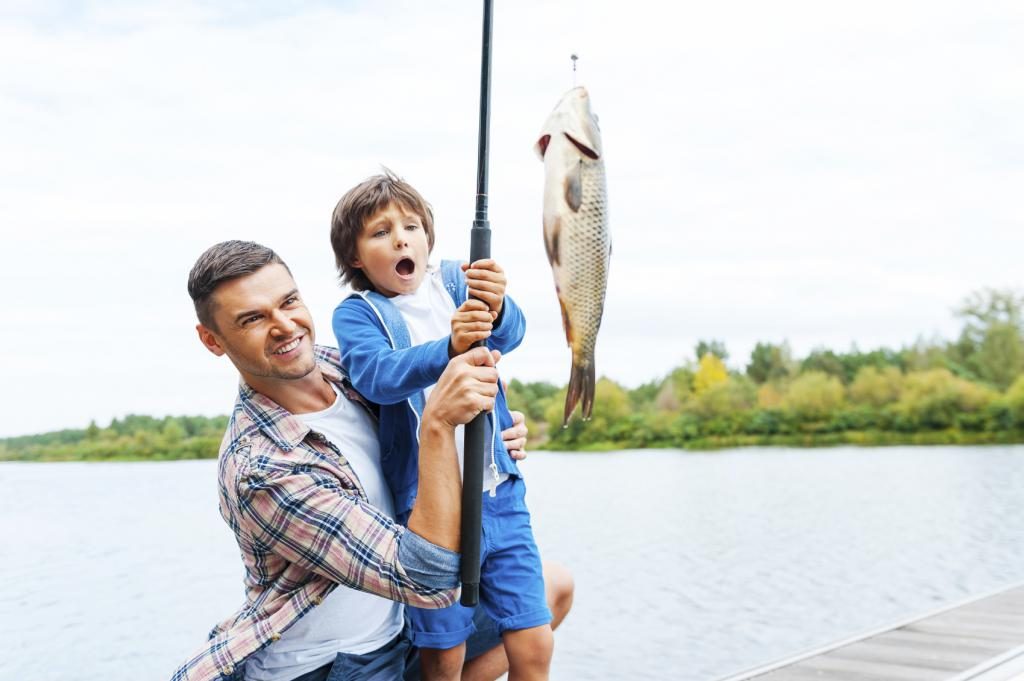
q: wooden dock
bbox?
[717,581,1024,681]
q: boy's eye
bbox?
[405,224,420,231]
[373,230,388,238]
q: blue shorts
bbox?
[406,477,552,650]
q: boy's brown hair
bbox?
[330,170,436,292]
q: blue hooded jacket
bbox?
[332,260,525,521]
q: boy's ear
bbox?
[196,324,226,357]
[350,257,363,269]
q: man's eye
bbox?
[243,315,261,326]
[284,296,299,306]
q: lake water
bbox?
[3,445,1024,680]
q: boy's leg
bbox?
[418,643,467,681]
[405,578,479,681]
[476,478,553,680]
[461,561,573,681]
[502,624,553,681]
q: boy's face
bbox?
[352,202,430,297]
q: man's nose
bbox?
[270,310,298,334]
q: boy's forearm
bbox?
[406,419,462,551]
[348,341,450,402]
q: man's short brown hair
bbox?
[187,240,288,331]
[330,170,436,292]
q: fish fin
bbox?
[544,216,561,267]
[564,160,583,212]
[562,360,596,427]
[558,295,572,347]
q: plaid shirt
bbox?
[170,346,459,681]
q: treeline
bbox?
[4,289,1023,461]
[506,289,1024,450]
[0,414,228,462]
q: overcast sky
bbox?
[1,0,1021,437]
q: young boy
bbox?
[329,172,554,681]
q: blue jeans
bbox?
[284,606,503,681]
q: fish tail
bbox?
[562,360,596,427]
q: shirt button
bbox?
[312,596,323,605]
[223,665,234,674]
[239,437,249,446]
[271,633,281,642]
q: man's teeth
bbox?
[274,338,302,355]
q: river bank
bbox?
[4,428,1024,461]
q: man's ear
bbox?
[196,324,226,357]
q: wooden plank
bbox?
[793,653,948,680]
[751,667,832,680]
[826,640,986,670]
[715,582,1024,681]
[937,611,1024,628]
[866,629,1012,656]
[907,620,1024,642]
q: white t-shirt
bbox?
[245,383,404,681]
[391,266,508,492]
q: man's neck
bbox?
[245,367,337,415]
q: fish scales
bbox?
[535,86,611,426]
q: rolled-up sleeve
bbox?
[398,528,461,590]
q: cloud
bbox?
[1,0,1021,436]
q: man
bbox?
[172,241,572,681]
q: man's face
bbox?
[197,264,318,384]
[352,201,430,297]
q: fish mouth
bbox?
[565,133,599,160]
[395,257,416,277]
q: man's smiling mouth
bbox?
[273,337,302,355]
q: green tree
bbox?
[162,418,186,443]
[746,341,793,383]
[897,368,997,429]
[1007,375,1024,422]
[692,375,756,418]
[952,288,1024,389]
[849,366,903,407]
[695,339,729,362]
[782,371,845,421]
[800,349,845,382]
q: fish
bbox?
[534,86,611,427]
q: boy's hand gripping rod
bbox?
[460,0,494,608]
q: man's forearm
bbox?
[406,419,462,551]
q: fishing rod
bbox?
[460,0,494,608]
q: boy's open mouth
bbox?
[396,257,415,276]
